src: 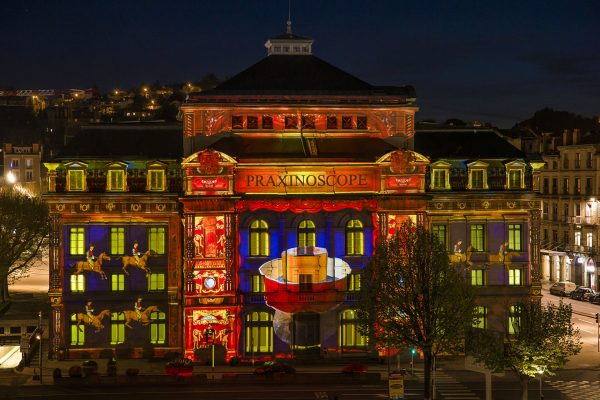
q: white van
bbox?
[549,281,577,296]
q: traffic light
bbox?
[410,348,417,356]
[596,313,599,324]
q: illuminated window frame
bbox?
[431,224,447,250]
[508,268,522,286]
[345,219,364,256]
[339,309,367,350]
[70,274,85,293]
[110,312,125,345]
[146,161,167,192]
[472,306,487,329]
[297,220,316,247]
[150,311,166,344]
[69,227,85,255]
[508,224,522,251]
[245,312,273,354]
[430,161,451,190]
[470,224,486,252]
[111,274,125,291]
[347,273,362,292]
[467,161,489,190]
[66,165,86,192]
[106,162,127,191]
[508,305,520,334]
[148,273,166,291]
[251,274,265,293]
[110,227,125,255]
[505,161,526,189]
[249,219,269,257]
[471,269,485,286]
[70,314,85,346]
[149,226,166,255]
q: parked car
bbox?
[570,287,595,301]
[589,293,600,305]
[549,281,577,296]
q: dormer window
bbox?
[106,162,127,192]
[505,161,526,189]
[430,161,451,190]
[467,161,489,190]
[147,162,167,192]
[65,162,87,192]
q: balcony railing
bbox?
[570,216,599,225]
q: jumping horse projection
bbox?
[74,309,111,333]
[120,306,160,329]
[72,252,111,280]
[117,250,155,277]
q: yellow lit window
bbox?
[149,227,166,254]
[251,275,265,293]
[249,220,269,257]
[347,274,361,291]
[67,169,85,191]
[110,312,125,345]
[346,220,364,255]
[70,274,85,293]
[298,220,316,247]
[339,309,367,349]
[107,169,125,191]
[508,268,522,286]
[150,311,166,344]
[111,274,125,291]
[148,273,165,291]
[70,314,84,345]
[508,305,519,334]
[110,227,125,254]
[472,306,487,329]
[245,312,273,353]
[508,224,522,251]
[69,227,85,255]
[471,269,484,286]
[147,169,165,191]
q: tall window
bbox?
[70,274,85,293]
[587,232,593,248]
[508,224,522,251]
[245,312,273,354]
[150,311,166,344]
[563,178,569,194]
[508,268,522,286]
[69,227,85,255]
[542,178,549,194]
[563,154,569,169]
[575,231,581,246]
[552,178,558,194]
[25,170,33,181]
[347,273,362,291]
[508,169,523,189]
[339,310,367,350]
[70,314,85,345]
[251,274,265,293]
[587,152,593,168]
[470,224,485,252]
[345,220,364,255]
[148,169,165,191]
[67,170,85,191]
[110,312,125,345]
[575,153,581,168]
[149,227,166,254]
[471,269,484,286]
[110,227,125,254]
[249,219,269,256]
[107,169,125,191]
[431,224,447,250]
[470,169,484,189]
[432,169,447,189]
[575,178,581,195]
[508,305,520,334]
[473,306,487,329]
[468,162,488,189]
[111,274,125,291]
[297,220,316,247]
[148,273,165,291]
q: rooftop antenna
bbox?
[286,0,292,34]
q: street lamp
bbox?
[537,366,544,400]
[6,171,16,185]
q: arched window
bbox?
[339,309,367,350]
[297,220,316,247]
[345,220,364,255]
[245,311,273,354]
[249,219,269,256]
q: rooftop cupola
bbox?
[264,19,314,56]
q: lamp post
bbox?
[537,367,544,400]
[37,311,42,385]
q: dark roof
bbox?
[414,130,524,159]
[205,134,397,161]
[57,124,182,160]
[269,32,312,40]
[196,55,414,96]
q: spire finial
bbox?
[286,0,292,34]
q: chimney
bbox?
[562,129,570,146]
[573,129,580,145]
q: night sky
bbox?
[1,0,598,127]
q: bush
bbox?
[165,357,193,368]
[82,360,98,368]
[125,368,139,377]
[228,356,240,366]
[341,363,367,374]
[253,361,296,375]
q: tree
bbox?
[468,301,581,400]
[357,221,476,400]
[0,186,50,302]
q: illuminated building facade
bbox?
[179,28,542,361]
[42,27,541,361]
[43,124,183,359]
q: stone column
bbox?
[48,213,64,358]
[560,256,567,282]
[184,213,195,294]
[541,254,550,282]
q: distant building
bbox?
[2,143,43,194]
